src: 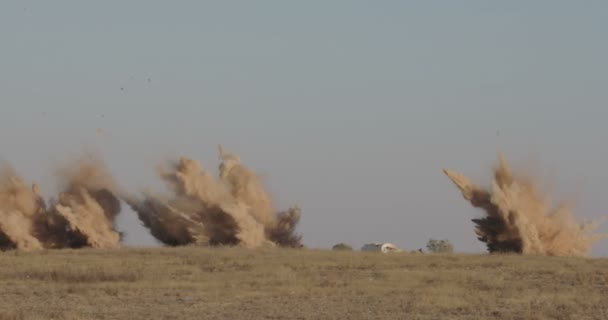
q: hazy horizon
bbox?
[1,1,607,255]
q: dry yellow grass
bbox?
[0,247,607,319]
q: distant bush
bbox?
[426,239,454,254]
[332,243,353,251]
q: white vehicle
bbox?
[360,242,402,253]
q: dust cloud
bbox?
[0,146,302,251]
[125,146,303,248]
[0,155,122,251]
[444,155,605,256]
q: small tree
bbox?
[332,243,353,251]
[426,238,454,253]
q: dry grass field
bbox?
[0,247,607,320]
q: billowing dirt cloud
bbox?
[444,155,605,256]
[125,146,303,248]
[0,155,122,251]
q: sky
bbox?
[1,1,607,255]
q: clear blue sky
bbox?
[1,1,607,255]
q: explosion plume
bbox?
[126,146,303,248]
[0,155,122,251]
[444,155,605,256]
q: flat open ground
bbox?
[0,247,607,320]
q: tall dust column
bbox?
[126,146,302,248]
[443,155,604,256]
[0,166,46,250]
[0,156,123,251]
[50,155,123,248]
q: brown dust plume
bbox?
[0,155,122,251]
[125,146,303,248]
[444,155,605,256]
